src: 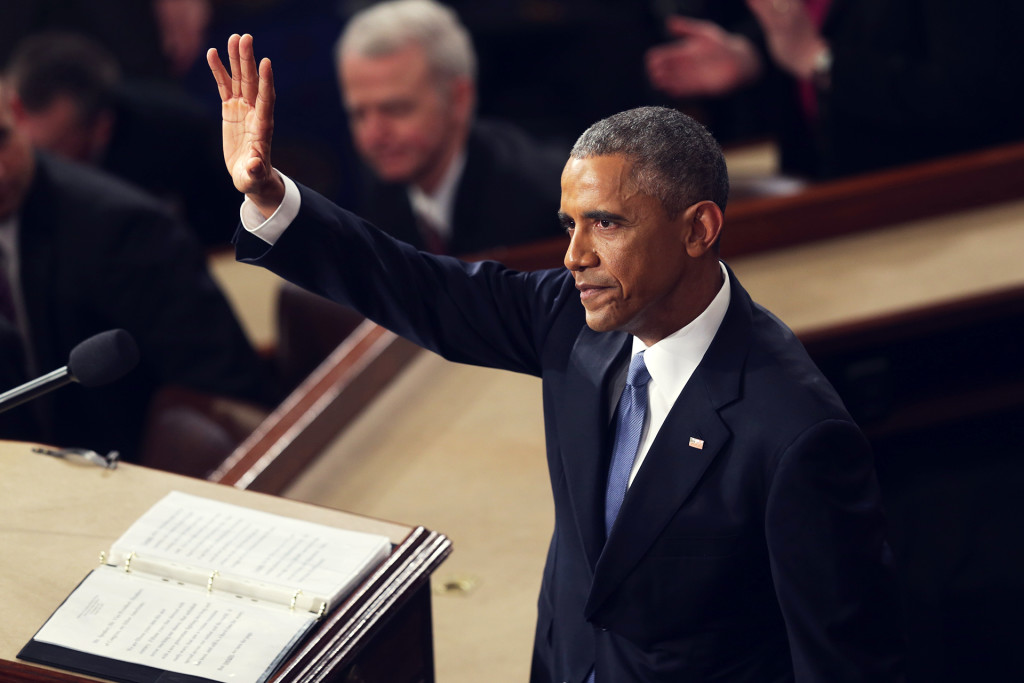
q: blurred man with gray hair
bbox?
[335,0,565,255]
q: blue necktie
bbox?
[604,351,651,536]
[587,353,651,683]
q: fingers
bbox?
[206,47,231,102]
[227,33,242,99]
[747,0,810,29]
[665,15,713,39]
[239,34,259,106]
[209,33,264,106]
[647,45,687,81]
[256,57,275,127]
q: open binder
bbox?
[18,491,392,683]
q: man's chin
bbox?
[367,159,417,185]
[583,309,619,334]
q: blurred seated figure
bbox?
[5,30,238,247]
[646,0,1024,179]
[0,84,277,468]
[335,0,567,255]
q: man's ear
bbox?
[86,108,115,160]
[683,200,724,257]
[450,75,475,126]
[7,91,29,124]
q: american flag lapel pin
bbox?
[688,437,704,450]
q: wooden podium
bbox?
[0,441,451,683]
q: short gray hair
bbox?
[570,106,729,218]
[336,0,476,85]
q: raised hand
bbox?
[746,0,827,80]
[646,16,762,98]
[207,33,284,216]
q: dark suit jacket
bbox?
[236,184,905,682]
[356,119,567,255]
[815,0,1024,177]
[0,153,270,460]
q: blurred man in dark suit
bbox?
[4,30,239,247]
[0,84,272,463]
[335,0,566,255]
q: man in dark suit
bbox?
[0,86,272,462]
[335,0,565,255]
[211,33,905,681]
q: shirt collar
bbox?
[631,262,732,399]
[407,149,467,241]
[0,214,18,257]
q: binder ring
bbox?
[289,589,302,611]
[207,570,219,594]
[124,552,136,574]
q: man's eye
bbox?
[382,102,414,117]
[598,219,614,228]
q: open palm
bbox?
[207,34,282,206]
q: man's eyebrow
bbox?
[582,209,628,223]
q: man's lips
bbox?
[576,282,613,303]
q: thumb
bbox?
[745,0,774,24]
[665,15,716,40]
[246,144,269,180]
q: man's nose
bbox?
[564,229,598,271]
[358,112,389,147]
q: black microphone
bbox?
[0,329,140,414]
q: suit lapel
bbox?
[555,327,631,570]
[584,383,731,618]
[584,267,755,618]
[448,126,484,255]
[363,178,424,251]
[17,155,59,372]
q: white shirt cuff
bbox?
[239,171,301,245]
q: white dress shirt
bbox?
[240,171,301,244]
[407,150,466,243]
[623,263,731,486]
[0,214,38,373]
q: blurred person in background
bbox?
[5,30,239,247]
[0,83,275,465]
[335,0,567,255]
[646,0,1024,178]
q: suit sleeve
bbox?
[765,418,906,682]
[235,182,576,378]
